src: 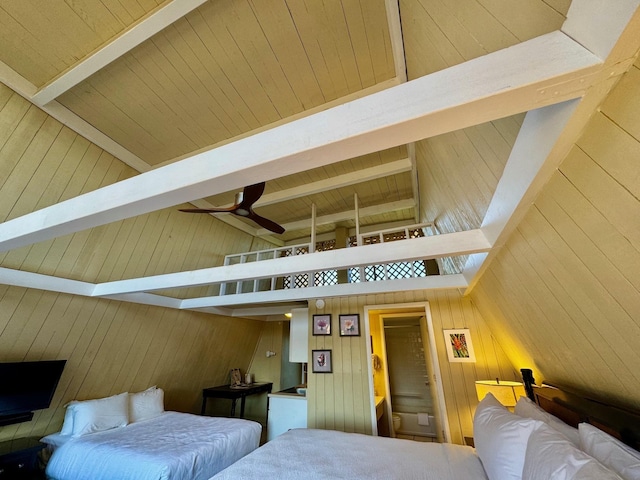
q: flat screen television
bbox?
[0,359,66,426]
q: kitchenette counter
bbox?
[267,388,307,441]
[268,386,306,398]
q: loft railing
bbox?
[220,222,444,296]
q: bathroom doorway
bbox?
[383,315,435,439]
[365,302,449,443]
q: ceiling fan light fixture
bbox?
[178,182,285,234]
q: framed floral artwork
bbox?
[312,314,331,335]
[339,314,360,336]
[443,328,476,363]
[311,349,332,373]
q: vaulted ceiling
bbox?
[1,0,639,315]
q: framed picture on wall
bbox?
[443,328,476,363]
[311,349,332,373]
[312,314,331,335]
[339,314,360,336]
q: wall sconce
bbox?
[475,379,526,408]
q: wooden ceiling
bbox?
[0,0,570,245]
[1,0,413,244]
[1,0,638,314]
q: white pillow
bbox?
[71,392,129,437]
[473,393,544,480]
[60,401,78,435]
[129,386,164,423]
[579,423,640,480]
[514,396,580,446]
[523,423,623,479]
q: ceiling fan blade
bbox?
[246,211,285,234]
[239,182,266,209]
[179,206,235,213]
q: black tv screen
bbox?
[0,360,66,417]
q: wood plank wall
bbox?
[415,116,524,274]
[0,83,269,442]
[307,289,518,444]
[470,57,640,409]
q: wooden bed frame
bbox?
[521,369,640,450]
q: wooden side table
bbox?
[201,382,273,418]
[0,436,45,479]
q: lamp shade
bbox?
[475,380,526,407]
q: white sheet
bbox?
[45,411,261,480]
[211,428,488,480]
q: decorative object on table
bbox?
[312,314,331,335]
[229,368,242,386]
[311,349,332,373]
[443,328,476,362]
[475,379,526,408]
[339,314,360,336]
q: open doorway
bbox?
[365,302,449,443]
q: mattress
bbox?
[45,411,262,480]
[211,428,488,479]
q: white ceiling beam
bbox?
[92,229,490,296]
[385,0,407,83]
[31,0,210,106]
[0,267,95,296]
[99,292,183,309]
[257,199,416,236]
[0,32,603,253]
[285,218,427,246]
[463,100,579,289]
[230,303,308,317]
[184,274,468,309]
[254,158,412,207]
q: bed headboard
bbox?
[526,380,640,451]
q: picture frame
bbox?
[339,314,360,336]
[229,368,242,386]
[443,328,476,363]
[311,349,332,373]
[312,314,331,335]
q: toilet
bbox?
[392,413,401,433]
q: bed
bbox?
[211,428,485,479]
[43,388,262,480]
[212,378,640,480]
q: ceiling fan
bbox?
[179,182,285,234]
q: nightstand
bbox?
[0,437,45,479]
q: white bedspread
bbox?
[45,412,261,480]
[211,428,488,480]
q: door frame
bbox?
[364,302,450,442]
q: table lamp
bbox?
[475,379,526,408]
